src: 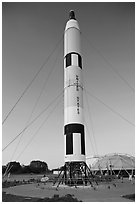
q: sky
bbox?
[2,2,135,169]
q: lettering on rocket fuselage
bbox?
[76,75,80,114]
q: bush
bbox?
[29,160,49,174]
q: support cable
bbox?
[2,36,63,125]
[82,33,134,93]
[84,90,98,155]
[84,88,134,127]
[84,96,97,156]
[83,61,97,158]
[84,119,96,157]
[10,44,61,161]
[16,93,63,161]
[2,90,64,152]
[3,162,11,177]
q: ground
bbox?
[2,174,135,202]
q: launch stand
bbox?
[53,161,98,188]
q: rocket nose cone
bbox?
[69,10,76,20]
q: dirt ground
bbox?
[2,174,135,202]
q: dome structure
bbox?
[91,153,135,177]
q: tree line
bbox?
[2,160,51,174]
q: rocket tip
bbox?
[69,10,76,20]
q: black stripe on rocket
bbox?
[65,52,82,69]
[64,123,85,155]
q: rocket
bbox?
[64,11,86,163]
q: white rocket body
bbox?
[64,11,86,163]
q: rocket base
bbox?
[53,162,98,188]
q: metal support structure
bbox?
[53,161,97,188]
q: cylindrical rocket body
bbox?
[64,17,86,162]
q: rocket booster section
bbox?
[64,11,86,162]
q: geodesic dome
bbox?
[91,153,135,172]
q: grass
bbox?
[2,179,82,202]
[2,192,81,202]
[2,179,33,188]
[2,175,135,202]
